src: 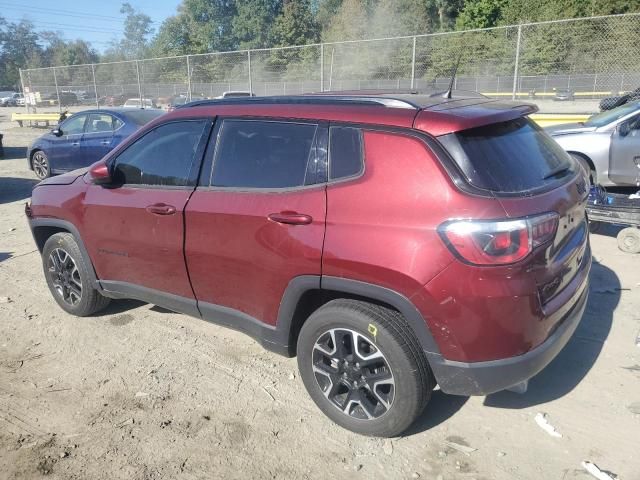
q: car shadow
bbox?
[0,177,38,204]
[483,260,619,409]
[590,222,624,239]
[0,146,27,160]
[93,299,146,316]
[404,390,469,436]
[0,252,12,263]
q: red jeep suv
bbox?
[26,93,591,437]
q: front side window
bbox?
[86,114,114,133]
[112,121,208,187]
[211,120,318,188]
[61,114,87,135]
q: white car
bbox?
[123,98,156,109]
[0,91,18,106]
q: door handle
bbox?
[146,203,176,215]
[268,211,313,225]
[71,142,80,147]
[100,140,111,146]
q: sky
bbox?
[0,0,182,51]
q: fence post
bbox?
[410,36,417,90]
[186,55,192,101]
[91,64,99,107]
[512,24,523,100]
[328,48,334,91]
[19,69,28,113]
[247,50,253,94]
[320,43,324,92]
[135,60,143,104]
[52,67,62,113]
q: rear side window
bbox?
[112,120,208,187]
[329,126,363,180]
[211,120,317,188]
[439,117,576,193]
[86,114,114,133]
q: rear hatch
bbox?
[437,115,590,310]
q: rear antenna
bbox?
[442,54,463,99]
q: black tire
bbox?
[297,299,434,437]
[31,150,51,180]
[617,227,640,254]
[42,233,110,316]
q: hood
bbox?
[545,123,597,136]
[35,167,89,187]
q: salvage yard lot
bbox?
[1,116,639,480]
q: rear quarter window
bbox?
[439,117,577,193]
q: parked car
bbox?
[599,87,640,111]
[215,90,255,99]
[546,100,640,186]
[27,108,165,180]
[123,98,157,109]
[167,94,206,111]
[39,91,78,107]
[99,93,138,107]
[0,91,18,106]
[553,89,574,101]
[26,93,590,437]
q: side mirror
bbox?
[618,122,631,137]
[51,128,63,137]
[87,160,111,185]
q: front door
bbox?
[609,113,640,185]
[49,113,88,171]
[185,118,327,326]
[81,119,212,307]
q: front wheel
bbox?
[32,150,51,180]
[42,233,110,316]
[297,299,434,437]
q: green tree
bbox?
[232,0,282,49]
[40,33,99,66]
[105,2,154,60]
[0,17,42,87]
[270,0,319,46]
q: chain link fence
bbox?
[19,12,640,113]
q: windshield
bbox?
[440,117,576,193]
[584,101,640,127]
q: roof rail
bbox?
[178,95,420,110]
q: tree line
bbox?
[2,0,639,88]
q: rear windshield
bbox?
[124,109,165,125]
[439,117,576,193]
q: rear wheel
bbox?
[617,227,640,254]
[32,150,51,180]
[297,299,434,437]
[42,233,110,316]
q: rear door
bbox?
[609,113,640,185]
[185,118,327,326]
[82,119,212,307]
[79,113,117,167]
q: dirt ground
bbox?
[0,108,639,480]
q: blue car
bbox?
[27,108,165,179]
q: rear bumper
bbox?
[427,268,590,396]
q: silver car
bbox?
[546,101,640,186]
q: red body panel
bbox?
[184,187,326,325]
[82,185,195,298]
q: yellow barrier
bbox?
[11,112,62,127]
[530,114,589,127]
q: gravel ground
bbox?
[1,109,639,480]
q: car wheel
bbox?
[42,233,110,316]
[297,299,434,437]
[617,227,640,254]
[32,150,51,180]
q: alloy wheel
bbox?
[32,152,49,179]
[312,328,395,420]
[47,248,82,306]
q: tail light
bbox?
[439,212,558,266]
